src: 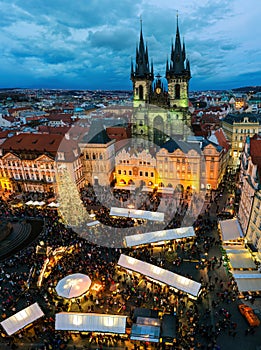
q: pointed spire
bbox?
[182,37,186,61]
[151,59,154,78]
[133,18,151,78]
[174,11,182,58]
[165,56,169,76]
[131,57,134,78]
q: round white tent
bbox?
[55,273,91,299]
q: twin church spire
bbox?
[131,15,191,84]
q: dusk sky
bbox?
[0,0,260,91]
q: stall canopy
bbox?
[130,323,160,343]
[55,312,127,334]
[86,220,100,227]
[117,254,201,298]
[224,245,256,269]
[110,207,164,222]
[232,271,261,292]
[0,303,44,336]
[55,273,92,299]
[219,218,244,242]
[124,226,195,247]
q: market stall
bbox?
[0,303,44,336]
[219,218,244,244]
[55,312,127,334]
[55,273,92,299]
[117,254,201,299]
[110,207,164,222]
[124,226,195,247]
[224,245,256,270]
[232,271,261,293]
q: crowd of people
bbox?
[0,172,259,350]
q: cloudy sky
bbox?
[0,0,260,91]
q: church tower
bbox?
[166,14,191,110]
[131,20,154,108]
[131,15,191,146]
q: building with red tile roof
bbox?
[0,133,84,194]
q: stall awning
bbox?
[117,254,201,298]
[232,271,261,292]
[114,185,136,191]
[224,245,256,269]
[124,226,195,247]
[86,220,100,227]
[55,312,127,334]
[157,187,174,194]
[219,218,243,242]
[130,324,160,343]
[110,207,164,222]
[1,303,44,336]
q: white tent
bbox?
[114,185,136,191]
[224,245,256,269]
[55,273,92,299]
[157,187,174,194]
[87,220,100,227]
[117,254,201,298]
[25,200,34,205]
[48,202,60,207]
[55,312,127,334]
[232,271,261,292]
[110,207,164,222]
[38,201,46,206]
[219,218,243,242]
[125,226,195,247]
[0,303,44,336]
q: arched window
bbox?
[138,85,144,100]
[175,84,180,99]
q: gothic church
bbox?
[131,17,191,146]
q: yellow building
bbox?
[115,138,227,193]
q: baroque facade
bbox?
[0,133,85,194]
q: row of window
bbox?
[86,154,103,160]
[3,161,54,169]
[235,128,257,134]
[118,160,152,165]
[118,170,154,177]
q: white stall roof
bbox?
[118,254,201,298]
[110,207,164,222]
[86,220,100,227]
[55,312,127,334]
[219,218,243,242]
[232,271,261,292]
[1,303,44,336]
[125,226,195,247]
[224,246,256,269]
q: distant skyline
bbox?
[0,0,260,91]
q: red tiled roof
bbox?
[214,128,230,151]
[38,126,70,134]
[1,133,80,162]
[250,136,261,166]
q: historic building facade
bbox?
[222,113,261,169]
[0,133,85,194]
[238,135,261,261]
[115,138,227,192]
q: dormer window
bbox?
[57,152,65,160]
